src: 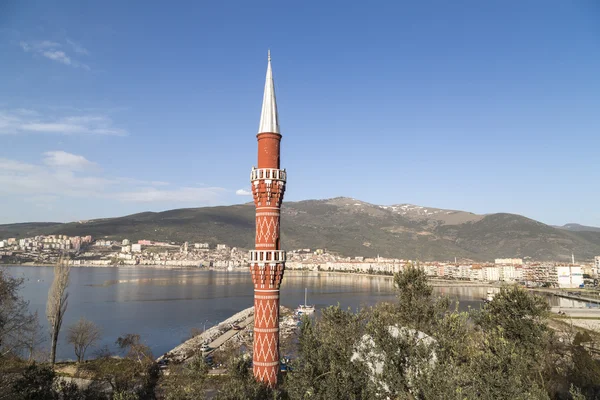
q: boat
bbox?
[296,288,315,315]
[483,289,495,303]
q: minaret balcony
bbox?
[249,250,286,263]
[251,168,286,183]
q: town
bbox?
[2,233,599,289]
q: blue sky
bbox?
[1,1,599,226]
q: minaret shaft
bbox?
[250,53,286,387]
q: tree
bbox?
[9,364,91,400]
[214,356,284,400]
[116,334,154,366]
[159,357,209,400]
[23,312,45,363]
[285,306,372,400]
[115,333,159,399]
[0,268,37,358]
[473,285,550,353]
[382,264,449,332]
[12,364,56,400]
[46,257,71,365]
[66,317,101,363]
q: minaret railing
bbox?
[251,167,287,182]
[249,250,286,263]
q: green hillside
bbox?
[2,198,599,261]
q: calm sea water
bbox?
[3,266,586,361]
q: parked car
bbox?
[200,344,211,352]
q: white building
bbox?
[216,244,228,251]
[495,258,523,265]
[457,265,472,280]
[556,266,584,288]
[595,256,600,270]
[470,268,484,281]
[131,243,142,253]
[122,239,130,246]
[483,266,500,282]
[121,245,131,253]
[500,265,523,282]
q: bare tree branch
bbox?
[66,317,101,362]
[46,256,71,365]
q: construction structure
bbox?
[248,51,286,386]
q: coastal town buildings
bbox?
[495,258,523,265]
[0,237,595,290]
[0,234,92,253]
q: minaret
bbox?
[249,50,286,386]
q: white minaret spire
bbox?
[258,50,280,134]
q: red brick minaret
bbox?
[249,51,286,386]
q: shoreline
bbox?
[157,305,296,365]
[4,263,222,270]
[157,306,255,364]
[4,264,506,287]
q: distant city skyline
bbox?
[1,1,599,226]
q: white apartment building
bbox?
[131,244,142,253]
[457,265,472,280]
[423,264,437,277]
[500,265,523,282]
[556,266,584,288]
[483,266,500,282]
[470,268,484,281]
[495,258,523,265]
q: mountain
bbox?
[556,223,600,233]
[2,197,599,262]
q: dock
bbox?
[204,316,254,354]
[531,289,600,305]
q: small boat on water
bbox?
[296,288,315,315]
[483,289,495,303]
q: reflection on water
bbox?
[4,266,593,361]
[547,296,599,308]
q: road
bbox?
[205,315,254,354]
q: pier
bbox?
[531,289,600,305]
[157,305,297,366]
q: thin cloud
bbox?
[66,38,89,55]
[36,40,61,49]
[19,39,88,69]
[115,187,227,203]
[0,153,227,206]
[0,109,128,136]
[41,50,71,65]
[0,159,37,172]
[43,151,96,169]
[236,189,252,196]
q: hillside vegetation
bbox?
[2,198,599,261]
